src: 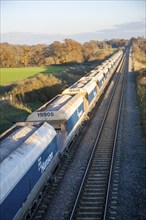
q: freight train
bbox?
[0,50,123,220]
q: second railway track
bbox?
[70,50,128,220]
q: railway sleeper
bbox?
[80,201,105,206]
[78,203,104,209]
[82,187,106,193]
[81,195,105,200]
[75,211,103,217]
[75,217,101,220]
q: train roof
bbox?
[27,94,84,122]
[106,63,112,68]
[0,125,37,163]
[63,78,97,95]
[102,67,108,72]
[95,72,105,81]
[86,71,97,77]
[108,59,114,64]
[89,69,98,74]
[41,94,73,111]
[85,71,104,81]
[70,78,92,88]
[0,122,56,204]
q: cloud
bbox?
[69,21,145,42]
[96,21,145,36]
[114,21,145,31]
[1,21,145,45]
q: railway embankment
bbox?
[131,37,146,138]
[116,56,146,219]
[135,68,146,137]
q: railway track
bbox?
[69,51,128,220]
[24,51,128,220]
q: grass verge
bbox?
[133,57,146,138]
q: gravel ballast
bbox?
[116,56,146,220]
[42,54,146,220]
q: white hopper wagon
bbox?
[0,122,58,220]
[100,67,109,79]
[27,94,86,152]
[81,71,105,92]
[62,78,97,113]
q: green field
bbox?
[0,66,66,85]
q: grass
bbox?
[0,66,67,85]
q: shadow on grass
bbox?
[0,83,16,96]
[16,84,64,111]
[0,100,29,135]
[39,53,114,76]
[40,55,113,87]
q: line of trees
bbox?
[131,37,146,64]
[0,39,127,67]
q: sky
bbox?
[1,0,146,45]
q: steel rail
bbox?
[103,50,129,220]
[69,51,127,220]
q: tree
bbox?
[83,41,99,61]
[0,43,15,67]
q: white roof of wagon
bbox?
[95,72,105,81]
[27,94,84,122]
[0,125,37,163]
[0,122,56,204]
[63,78,97,95]
[42,95,73,111]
